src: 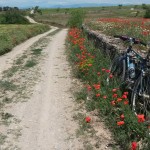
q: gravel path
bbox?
[0,26,114,150]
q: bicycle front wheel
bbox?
[131,75,150,117]
[107,55,126,84]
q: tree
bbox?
[142,3,148,9]
[2,9,29,24]
[144,7,150,18]
[67,9,85,28]
[118,4,123,9]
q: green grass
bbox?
[25,59,37,68]
[3,65,19,77]
[0,80,17,91]
[0,24,50,55]
[31,48,43,55]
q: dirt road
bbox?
[16,29,80,150]
[0,27,114,150]
[0,27,81,150]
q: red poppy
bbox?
[88,64,92,67]
[93,84,100,90]
[102,68,106,71]
[105,69,111,73]
[117,98,122,102]
[124,100,129,105]
[87,85,92,91]
[113,93,118,98]
[120,114,125,120]
[103,95,107,99]
[122,94,127,99]
[97,72,100,76]
[109,74,113,78]
[123,92,128,95]
[85,116,91,123]
[117,121,125,126]
[131,142,137,150]
[137,114,145,123]
[112,88,117,92]
[111,100,116,106]
[96,93,100,97]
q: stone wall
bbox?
[82,24,147,60]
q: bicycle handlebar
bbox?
[114,35,147,46]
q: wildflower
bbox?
[87,85,92,91]
[131,142,137,150]
[102,68,106,71]
[117,121,125,126]
[105,69,111,73]
[85,116,91,123]
[111,100,116,106]
[117,98,122,102]
[120,114,125,120]
[112,88,117,92]
[97,72,100,76]
[123,92,128,95]
[122,94,127,99]
[103,95,107,99]
[88,64,92,67]
[96,93,100,97]
[124,100,129,105]
[109,74,113,78]
[93,84,100,90]
[137,114,145,123]
[113,93,118,98]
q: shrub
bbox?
[67,9,85,28]
[1,9,29,24]
[144,7,150,18]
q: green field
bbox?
[0,24,50,55]
[33,5,148,27]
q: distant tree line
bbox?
[0,6,19,11]
[142,4,150,18]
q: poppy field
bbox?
[86,18,150,43]
[67,28,150,150]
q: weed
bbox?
[25,59,37,68]
[2,97,12,104]
[1,112,13,120]
[0,133,6,145]
[83,141,94,150]
[3,66,19,77]
[15,54,27,65]
[31,48,42,55]
[74,88,87,103]
[0,80,17,91]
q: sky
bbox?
[0,0,150,8]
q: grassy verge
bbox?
[67,28,150,150]
[0,24,50,55]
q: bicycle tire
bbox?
[131,75,150,117]
[107,55,126,84]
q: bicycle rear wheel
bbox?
[107,55,126,84]
[131,75,150,117]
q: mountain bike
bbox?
[107,35,146,90]
[107,35,150,119]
